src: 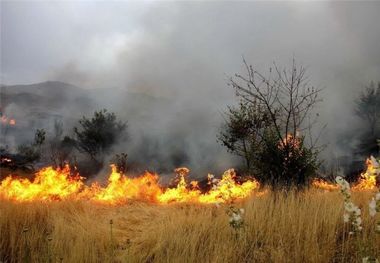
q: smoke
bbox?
[1,1,380,176]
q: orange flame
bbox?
[353,157,379,191]
[0,165,84,201]
[278,133,301,150]
[311,178,339,191]
[0,115,16,126]
[0,165,260,204]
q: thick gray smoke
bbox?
[1,1,380,176]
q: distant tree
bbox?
[17,129,46,163]
[34,129,46,148]
[220,58,323,190]
[73,109,127,165]
[354,81,380,156]
[356,81,380,135]
[48,120,76,168]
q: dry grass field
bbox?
[1,189,379,263]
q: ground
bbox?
[0,190,379,263]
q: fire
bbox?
[0,115,16,126]
[0,165,84,201]
[198,169,259,203]
[312,178,339,191]
[278,133,301,150]
[0,165,260,204]
[89,165,162,204]
[1,158,12,164]
[312,156,379,191]
[353,156,379,191]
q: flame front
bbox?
[311,179,339,191]
[0,165,84,201]
[0,165,259,204]
[312,156,379,191]
[2,156,378,203]
[89,165,163,204]
[352,157,379,191]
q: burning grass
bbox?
[0,165,260,204]
[0,190,379,263]
[0,158,379,262]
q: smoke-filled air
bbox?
[1,1,380,263]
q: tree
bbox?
[73,109,127,165]
[356,81,380,135]
[354,81,380,156]
[48,120,77,168]
[218,100,271,171]
[17,129,46,164]
[221,58,323,189]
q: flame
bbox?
[353,157,379,191]
[88,165,163,204]
[1,158,12,164]
[278,133,301,150]
[0,165,260,204]
[0,115,16,126]
[0,165,84,201]
[312,179,339,191]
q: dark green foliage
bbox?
[255,130,319,190]
[355,81,380,156]
[34,129,46,147]
[218,100,271,170]
[73,109,127,163]
[356,81,380,135]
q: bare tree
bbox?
[230,58,322,146]
[223,58,324,189]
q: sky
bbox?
[1,1,380,173]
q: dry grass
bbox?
[0,190,379,263]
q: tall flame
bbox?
[0,165,84,201]
[353,156,379,191]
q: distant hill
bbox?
[0,81,92,111]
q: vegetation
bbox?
[111,152,128,174]
[355,81,380,157]
[218,100,270,171]
[49,120,76,169]
[220,59,323,189]
[0,190,379,262]
[74,110,127,162]
[73,109,128,171]
[17,129,46,164]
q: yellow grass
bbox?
[0,190,379,263]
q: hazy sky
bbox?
[2,1,379,89]
[1,1,380,172]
